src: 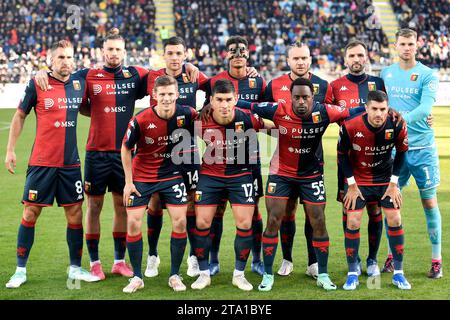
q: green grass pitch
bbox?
[0,107,449,300]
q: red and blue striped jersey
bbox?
[250,101,352,179]
[331,73,386,110]
[147,65,209,108]
[83,65,148,152]
[123,104,198,182]
[338,114,408,186]
[199,108,264,178]
[264,72,333,105]
[204,71,266,104]
[18,74,87,167]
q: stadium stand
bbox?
[391,0,449,71]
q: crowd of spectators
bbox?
[391,0,449,70]
[174,0,391,78]
[0,0,156,85]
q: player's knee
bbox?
[171,216,187,233]
[346,214,362,230]
[266,214,282,233]
[196,216,211,229]
[420,194,437,209]
[87,197,103,215]
[386,212,402,227]
[22,206,41,223]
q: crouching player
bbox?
[338,90,411,290]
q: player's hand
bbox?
[35,69,50,91]
[343,184,365,211]
[382,182,402,209]
[5,151,17,174]
[123,183,141,207]
[247,67,260,78]
[185,63,199,83]
[426,113,433,127]
[199,103,213,122]
[388,108,404,124]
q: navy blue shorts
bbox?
[22,166,84,207]
[343,184,396,212]
[252,165,264,198]
[84,151,125,196]
[181,163,200,191]
[265,174,326,205]
[126,177,188,209]
[195,174,255,206]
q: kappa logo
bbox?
[147,123,157,129]
[77,194,83,200]
[317,195,325,201]
[93,84,102,95]
[95,73,105,78]
[44,98,54,109]
[354,132,364,138]
[386,73,393,78]
[246,197,254,203]
[282,115,292,121]
[339,85,349,91]
[281,85,289,91]
[47,85,54,90]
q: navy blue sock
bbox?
[368,212,383,261]
[251,211,263,263]
[147,209,163,256]
[312,237,330,274]
[187,211,196,257]
[387,225,404,271]
[127,233,143,278]
[170,232,187,276]
[235,227,253,271]
[262,233,278,275]
[194,227,211,271]
[345,228,360,273]
[280,214,295,262]
[85,233,100,262]
[113,232,127,260]
[17,218,36,268]
[67,224,83,267]
[210,215,223,264]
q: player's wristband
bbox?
[390,175,399,184]
[347,176,356,185]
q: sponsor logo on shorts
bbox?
[84,181,91,192]
[268,182,276,194]
[28,190,38,201]
[195,191,202,202]
[127,195,134,207]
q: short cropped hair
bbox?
[50,40,73,52]
[395,28,417,41]
[290,77,314,95]
[212,79,236,96]
[164,36,186,50]
[154,75,178,92]
[103,28,124,44]
[344,40,368,56]
[367,90,388,104]
[226,36,248,50]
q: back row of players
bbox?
[5,27,441,293]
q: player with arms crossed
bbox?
[5,40,100,288]
[121,75,197,293]
[338,90,411,290]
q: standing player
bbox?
[331,40,386,277]
[203,36,267,276]
[4,40,100,288]
[121,75,196,293]
[381,28,442,278]
[239,78,367,291]
[144,36,208,279]
[190,79,268,291]
[338,90,411,290]
[264,42,333,278]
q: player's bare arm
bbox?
[5,110,27,174]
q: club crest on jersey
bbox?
[195,191,202,202]
[177,115,185,127]
[28,190,38,201]
[313,83,320,95]
[122,70,132,78]
[368,81,376,91]
[312,111,322,123]
[410,73,419,81]
[235,121,245,132]
[127,195,134,207]
[267,183,276,194]
[385,129,394,140]
[84,181,91,192]
[73,80,81,91]
[249,78,256,88]
[182,73,189,83]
